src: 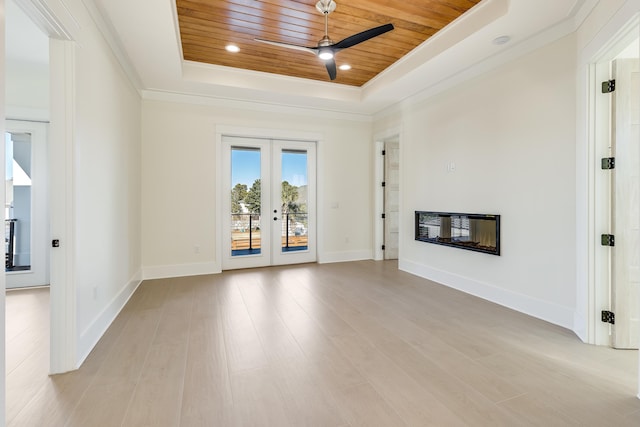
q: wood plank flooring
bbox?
[6,261,640,426]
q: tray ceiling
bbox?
[176,0,482,86]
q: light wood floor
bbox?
[6,261,640,426]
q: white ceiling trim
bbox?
[13,0,78,40]
[90,0,602,117]
[374,2,596,120]
[140,90,374,123]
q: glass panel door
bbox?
[222,136,316,270]
[222,137,271,270]
[5,120,49,289]
[5,131,32,272]
[230,147,262,256]
[272,140,316,266]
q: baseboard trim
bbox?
[318,250,373,264]
[142,261,221,280]
[77,270,142,366]
[400,259,575,330]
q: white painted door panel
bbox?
[611,58,640,349]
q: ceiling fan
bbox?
[254,0,394,81]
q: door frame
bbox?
[216,125,322,270]
[373,127,402,261]
[3,0,78,375]
[579,9,640,346]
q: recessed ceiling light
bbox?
[492,35,511,45]
[339,64,351,71]
[225,44,240,53]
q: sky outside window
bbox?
[231,148,307,187]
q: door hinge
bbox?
[382,150,386,155]
[382,245,386,250]
[601,310,615,325]
[382,181,386,187]
[381,213,386,219]
[601,79,616,93]
[601,234,615,247]
[601,157,615,170]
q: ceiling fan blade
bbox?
[254,38,317,55]
[325,58,337,80]
[333,23,394,49]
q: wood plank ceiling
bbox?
[176,0,482,87]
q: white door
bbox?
[222,136,316,270]
[384,140,399,260]
[611,58,640,349]
[5,120,49,289]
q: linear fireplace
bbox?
[415,211,500,256]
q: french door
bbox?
[222,136,316,270]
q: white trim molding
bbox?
[142,262,221,281]
[400,259,575,331]
[13,0,78,40]
[77,272,142,367]
[318,250,373,265]
[48,37,76,374]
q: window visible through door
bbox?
[5,120,50,289]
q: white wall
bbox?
[5,0,49,120]
[5,60,48,117]
[58,0,142,364]
[375,34,578,329]
[141,98,373,277]
[0,0,6,419]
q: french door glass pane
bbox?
[280,150,308,253]
[230,147,261,256]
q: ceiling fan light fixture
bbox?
[318,49,334,60]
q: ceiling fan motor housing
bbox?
[318,35,334,47]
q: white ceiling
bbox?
[9,0,601,116]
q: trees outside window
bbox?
[231,183,247,213]
[245,179,262,214]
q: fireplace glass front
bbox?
[415,211,500,255]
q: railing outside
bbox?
[230,213,308,253]
[231,213,261,251]
[281,212,308,249]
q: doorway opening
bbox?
[5,121,49,289]
[383,138,400,260]
[590,19,640,349]
[374,131,401,261]
[5,0,56,419]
